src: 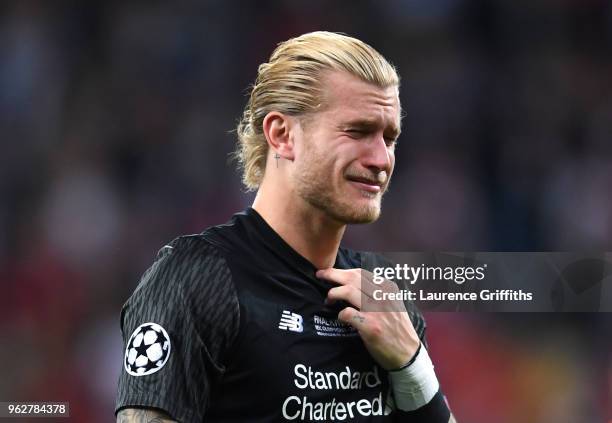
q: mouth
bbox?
[346,175,383,193]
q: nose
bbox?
[362,134,393,173]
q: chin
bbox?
[301,188,383,224]
[330,201,382,224]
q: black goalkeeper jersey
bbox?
[116,208,430,422]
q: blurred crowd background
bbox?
[1,1,611,422]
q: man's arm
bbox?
[318,267,454,422]
[116,408,177,423]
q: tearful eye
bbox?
[384,137,397,147]
[346,129,366,137]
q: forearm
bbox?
[116,408,177,423]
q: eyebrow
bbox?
[341,119,401,139]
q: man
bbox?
[116,31,455,422]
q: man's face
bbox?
[292,70,400,224]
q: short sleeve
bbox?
[115,237,240,422]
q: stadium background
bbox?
[1,1,611,421]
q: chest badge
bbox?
[278,310,303,333]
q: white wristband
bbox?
[389,344,440,411]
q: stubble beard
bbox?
[293,156,385,225]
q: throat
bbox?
[252,198,345,269]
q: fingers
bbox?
[327,284,362,309]
[319,268,409,315]
[338,307,420,369]
[316,268,360,287]
[337,306,367,331]
[322,267,421,371]
[318,268,389,304]
[318,268,365,307]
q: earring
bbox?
[274,152,281,168]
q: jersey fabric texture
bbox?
[116,208,436,422]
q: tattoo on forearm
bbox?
[116,408,177,423]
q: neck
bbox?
[252,185,345,270]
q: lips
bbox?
[346,175,383,193]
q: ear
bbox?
[262,112,295,161]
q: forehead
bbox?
[317,70,400,126]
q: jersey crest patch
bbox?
[278,310,303,333]
[124,322,171,376]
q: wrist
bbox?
[391,342,422,371]
[388,343,439,411]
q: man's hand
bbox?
[317,268,420,370]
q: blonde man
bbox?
[116,31,455,422]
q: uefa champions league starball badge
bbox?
[124,322,171,376]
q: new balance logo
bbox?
[278,310,303,333]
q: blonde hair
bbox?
[235,31,399,190]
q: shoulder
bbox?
[130,234,231,303]
[122,234,240,360]
[123,234,237,332]
[154,234,227,275]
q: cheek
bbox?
[312,141,345,170]
[296,141,337,179]
[325,155,345,180]
[334,148,357,178]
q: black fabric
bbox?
[116,208,439,422]
[393,391,451,422]
[116,237,239,422]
